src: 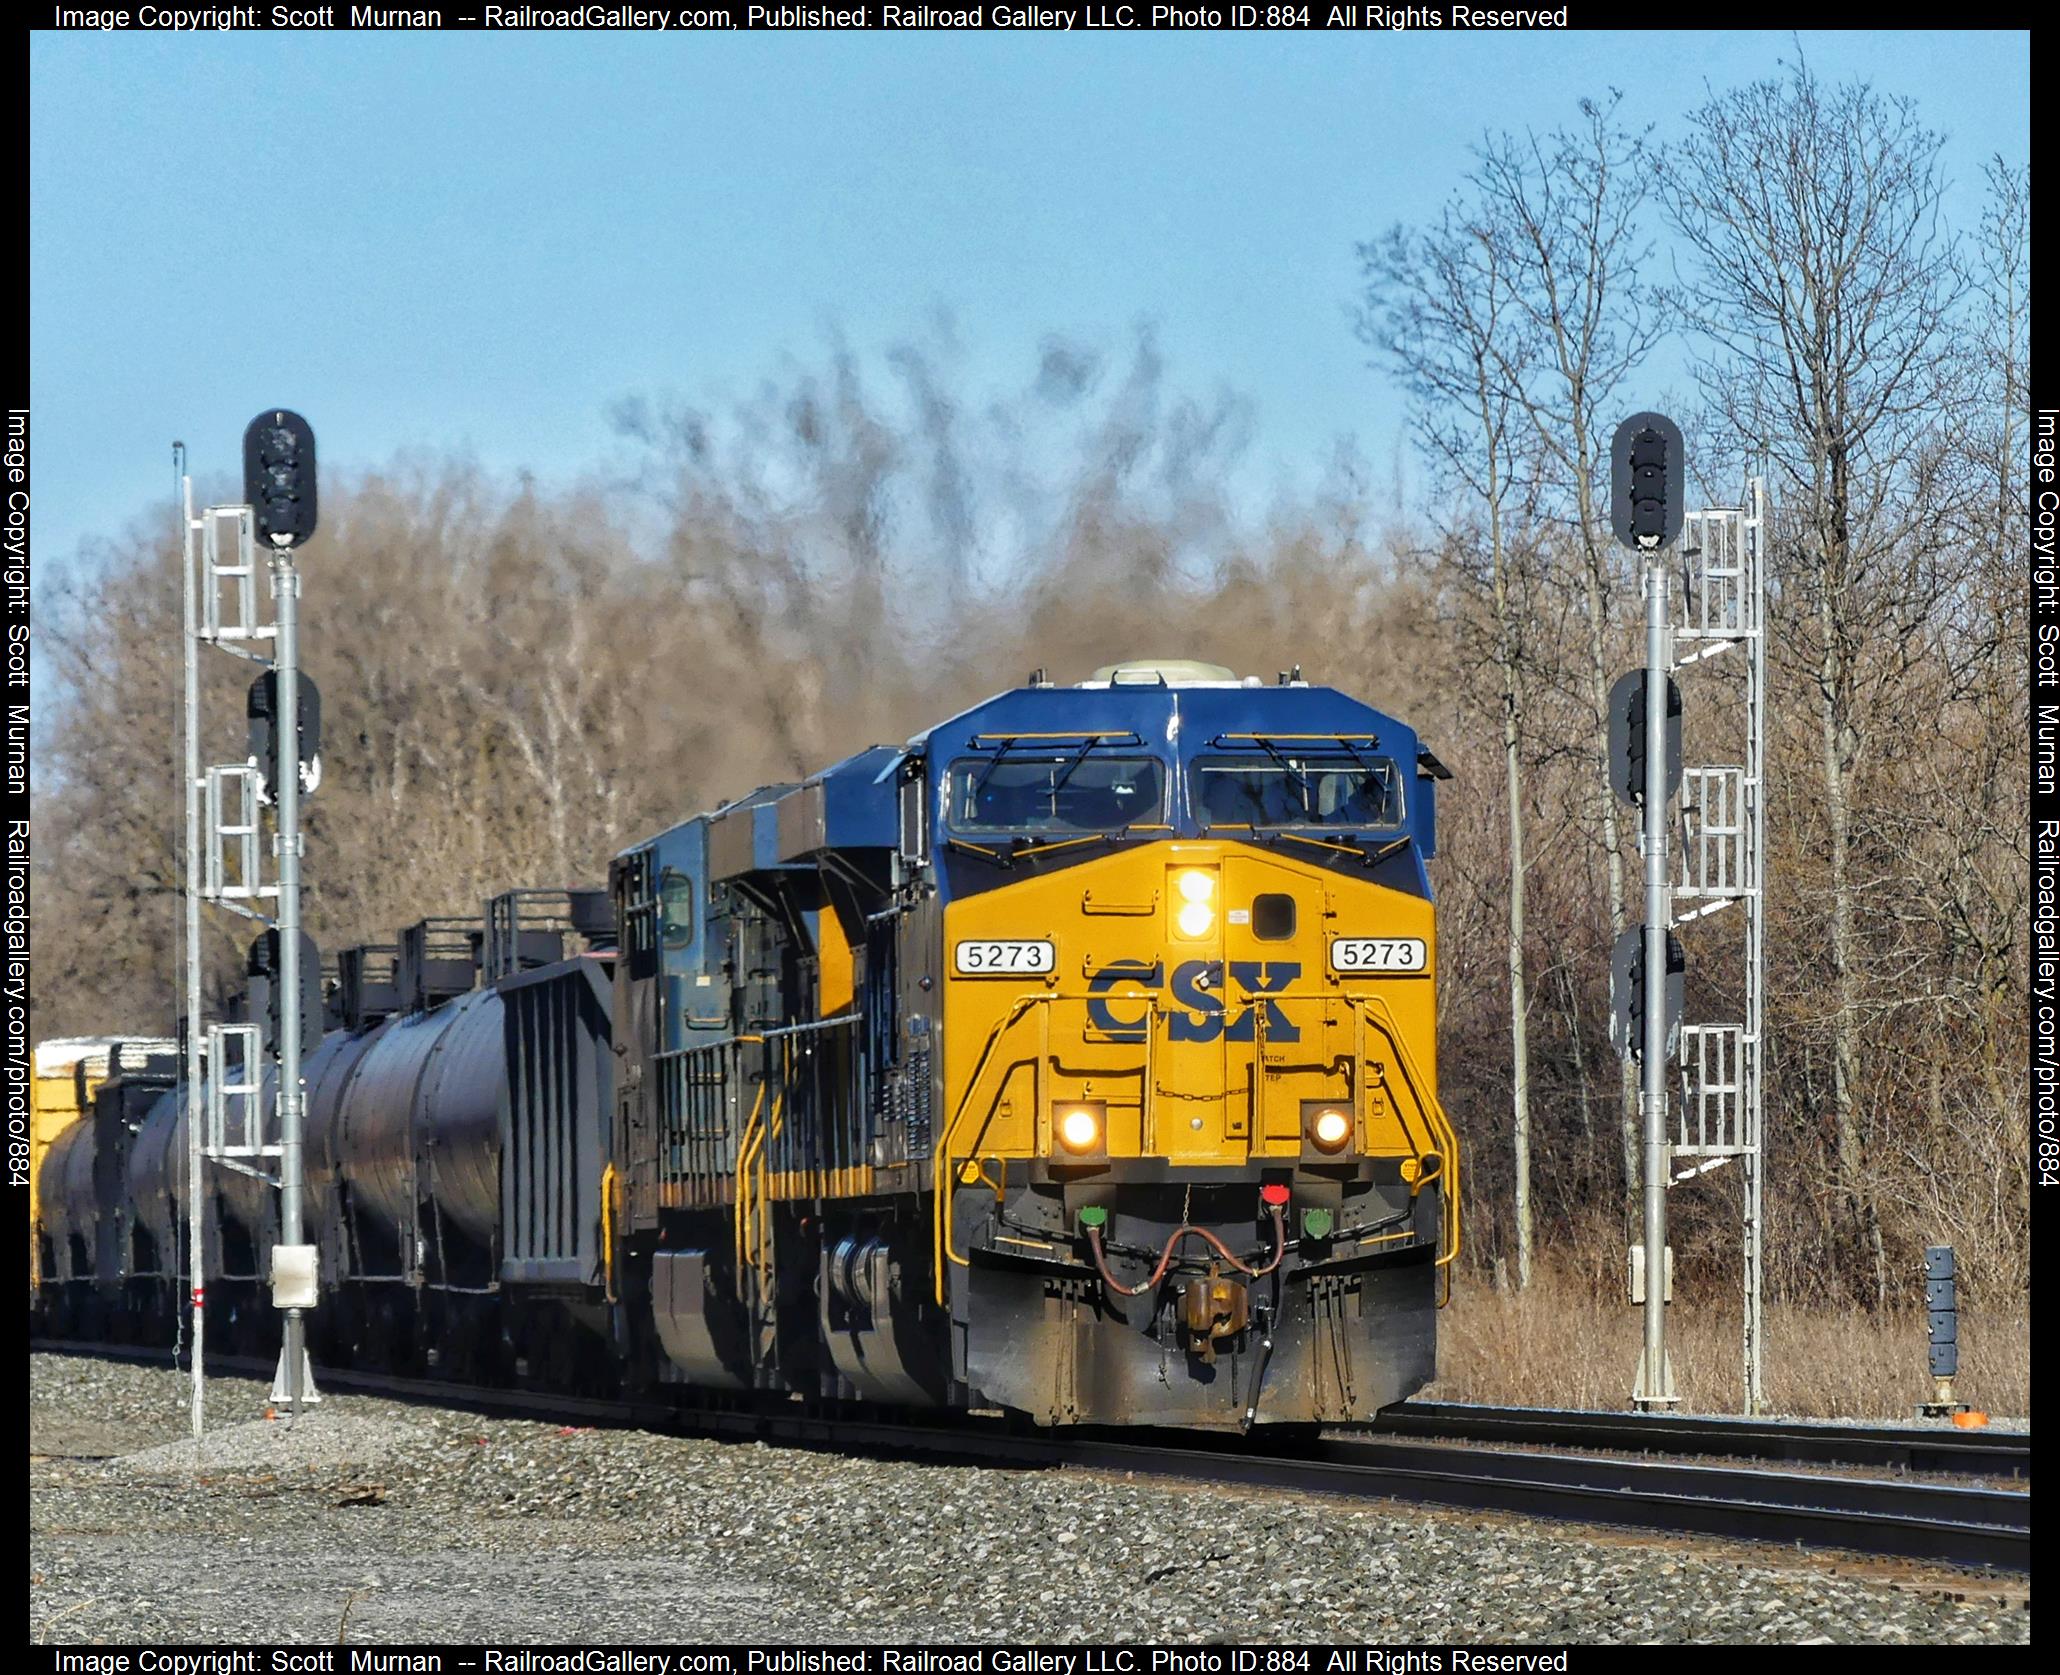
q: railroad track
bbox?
[34,1340,2029,1574]
[1375,1398,2032,1478]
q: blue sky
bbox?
[29,28,2030,581]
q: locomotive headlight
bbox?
[1055,1102,1106,1156]
[1173,870,1216,939]
[1308,1107,1353,1152]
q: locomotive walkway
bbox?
[33,1340,2029,1576]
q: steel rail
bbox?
[1274,1435,2028,1572]
[34,1341,2027,1573]
[1374,1399,2031,1478]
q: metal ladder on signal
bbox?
[192,509,283,1175]
[196,507,281,920]
[200,505,274,648]
[1668,479,1768,1413]
[204,1023,280,1186]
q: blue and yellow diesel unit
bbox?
[34,660,1458,1430]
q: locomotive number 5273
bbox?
[954,939,1056,975]
[1329,937,1428,974]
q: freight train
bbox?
[33,660,1459,1429]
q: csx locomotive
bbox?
[34,660,1458,1429]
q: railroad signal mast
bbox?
[1609,412,1686,1411]
[180,410,323,1438]
[1607,412,1769,1413]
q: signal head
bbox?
[1609,411,1684,554]
[243,409,318,549]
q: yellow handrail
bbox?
[1354,996,1462,1272]
[731,1082,768,1281]
[718,1034,768,1279]
[752,1043,792,1277]
[1275,831,1374,861]
[932,994,1044,1303]
[747,1088,786,1274]
[600,1161,618,1304]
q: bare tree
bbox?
[1662,61,1968,1303]
[1971,157,2031,545]
[1475,93,1662,1232]
[1362,201,1542,1289]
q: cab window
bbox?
[1194,756,1404,830]
[659,867,696,951]
[947,755,1165,834]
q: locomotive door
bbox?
[1151,974,1226,1165]
[610,844,661,1227]
[653,822,728,1053]
[1151,859,1228,1166]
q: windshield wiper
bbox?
[1029,734,1107,825]
[1323,735,1402,824]
[967,736,1027,802]
[1271,830,1412,868]
[1323,733,1385,773]
[1244,736,1319,817]
[1013,829,1125,861]
[1233,731,1399,828]
[945,836,1015,870]
[968,729,1141,802]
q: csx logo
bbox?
[1088,960,1301,1043]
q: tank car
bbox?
[33,1045,180,1342]
[298,920,618,1389]
[28,1037,174,1292]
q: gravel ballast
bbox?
[29,1352,2029,1646]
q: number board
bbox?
[1329,937,1430,975]
[953,939,1056,976]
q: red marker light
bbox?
[1260,1184,1290,1207]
